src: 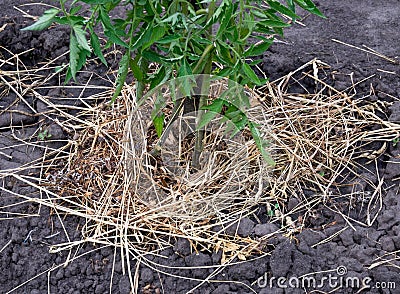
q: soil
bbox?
[1,0,400,293]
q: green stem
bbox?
[136,81,145,102]
[192,43,214,74]
[129,5,142,101]
[191,0,215,171]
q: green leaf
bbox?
[104,29,128,48]
[266,0,299,19]
[80,0,110,4]
[69,5,82,16]
[156,34,181,44]
[131,25,152,51]
[251,9,269,19]
[177,59,194,97]
[198,99,225,130]
[197,111,218,130]
[294,0,326,18]
[178,59,192,77]
[217,2,234,38]
[214,67,234,77]
[255,25,275,35]
[142,50,165,63]
[259,19,291,28]
[100,6,128,48]
[248,122,275,166]
[54,64,65,73]
[242,62,261,85]
[286,0,295,11]
[111,53,130,103]
[67,15,86,25]
[153,113,165,138]
[73,25,91,52]
[69,33,80,80]
[90,32,107,65]
[99,6,114,29]
[142,25,165,50]
[21,8,59,31]
[53,16,69,25]
[222,103,248,135]
[66,46,90,83]
[244,40,273,57]
[150,66,168,89]
[216,41,234,65]
[129,55,144,83]
[249,59,263,66]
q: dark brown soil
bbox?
[1,1,399,293]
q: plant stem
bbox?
[191,0,215,171]
[136,81,144,102]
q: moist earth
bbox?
[1,0,400,293]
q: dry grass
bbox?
[1,52,400,293]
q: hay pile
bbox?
[1,55,400,289]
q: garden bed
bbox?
[1,1,400,293]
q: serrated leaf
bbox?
[150,66,168,89]
[294,0,326,18]
[217,3,234,38]
[66,46,90,83]
[248,122,275,166]
[153,113,165,138]
[177,59,194,97]
[266,0,299,19]
[129,55,144,82]
[251,9,269,19]
[131,26,152,51]
[198,99,225,129]
[69,33,80,80]
[69,5,82,15]
[67,15,86,25]
[73,25,91,52]
[216,41,233,65]
[192,36,213,45]
[242,62,261,85]
[104,29,128,48]
[244,40,273,57]
[53,16,69,25]
[22,8,59,31]
[100,7,128,48]
[90,32,107,65]
[111,53,130,103]
[142,25,165,50]
[157,34,181,44]
[142,50,165,63]
[255,25,275,35]
[151,92,166,121]
[178,59,192,77]
[223,104,248,134]
[99,6,113,29]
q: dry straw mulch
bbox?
[1,53,400,290]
